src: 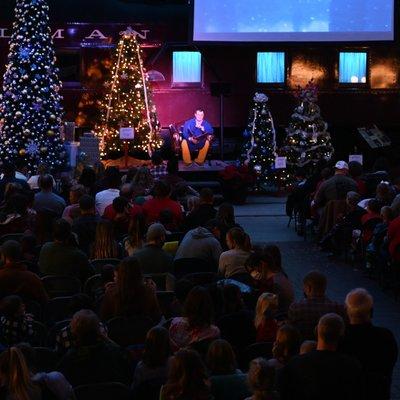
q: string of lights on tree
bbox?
[242,92,278,189]
[97,27,162,158]
[0,0,66,173]
[279,79,334,184]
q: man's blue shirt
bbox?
[182,118,213,151]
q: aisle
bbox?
[235,196,400,399]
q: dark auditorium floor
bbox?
[236,196,400,400]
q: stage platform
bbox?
[178,160,234,183]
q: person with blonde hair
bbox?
[341,288,398,400]
[0,347,41,400]
[254,292,278,342]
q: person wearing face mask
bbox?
[246,247,294,319]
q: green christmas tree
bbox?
[0,0,66,173]
[97,27,162,158]
[280,80,334,183]
[242,92,277,189]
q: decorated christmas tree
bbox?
[97,27,162,158]
[280,80,333,182]
[0,0,66,173]
[242,92,277,189]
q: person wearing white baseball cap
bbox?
[314,161,358,208]
[334,160,349,171]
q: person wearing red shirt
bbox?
[142,181,183,227]
[388,214,400,262]
[361,199,382,244]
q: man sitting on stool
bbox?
[182,108,213,166]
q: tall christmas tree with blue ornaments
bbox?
[0,0,66,173]
[242,92,277,189]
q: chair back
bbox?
[91,258,120,274]
[42,275,82,298]
[0,233,24,245]
[156,291,176,319]
[74,382,131,400]
[133,376,166,400]
[33,347,59,372]
[144,273,175,291]
[84,274,104,299]
[173,257,216,278]
[44,296,73,326]
[106,316,154,347]
[240,341,274,371]
[184,272,217,286]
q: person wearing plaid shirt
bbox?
[150,153,168,179]
[288,271,345,340]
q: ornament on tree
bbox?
[96,26,162,157]
[0,0,66,173]
[279,79,334,185]
[241,92,277,189]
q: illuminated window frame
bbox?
[339,51,368,84]
[257,52,286,84]
[172,51,202,86]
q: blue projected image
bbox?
[193,0,394,42]
[339,52,367,83]
[257,52,285,83]
[173,51,202,83]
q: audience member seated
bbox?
[160,349,212,400]
[288,271,345,340]
[17,343,75,400]
[0,240,48,303]
[313,161,357,210]
[279,313,364,400]
[348,161,367,197]
[207,339,250,400]
[95,167,121,216]
[162,157,185,190]
[39,219,92,283]
[217,285,256,352]
[175,219,222,268]
[244,358,277,400]
[169,286,220,351]
[90,219,121,260]
[318,191,366,254]
[103,183,143,221]
[0,162,30,202]
[268,324,300,371]
[107,196,131,240]
[361,199,382,244]
[255,293,278,343]
[246,248,294,317]
[133,166,154,196]
[0,192,36,236]
[100,256,161,322]
[123,214,146,256]
[133,223,173,274]
[77,166,97,196]
[340,288,398,400]
[142,181,183,226]
[185,188,217,231]
[150,152,168,179]
[33,174,66,216]
[0,347,49,399]
[71,194,99,256]
[61,184,85,224]
[0,296,35,346]
[121,167,137,185]
[57,309,132,387]
[299,340,317,355]
[218,227,251,282]
[387,209,400,262]
[27,163,54,191]
[216,203,241,250]
[132,326,170,391]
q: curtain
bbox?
[339,52,367,83]
[173,51,202,83]
[257,52,285,83]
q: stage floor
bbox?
[178,159,234,172]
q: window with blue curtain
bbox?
[257,52,285,84]
[339,52,367,84]
[172,51,202,83]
